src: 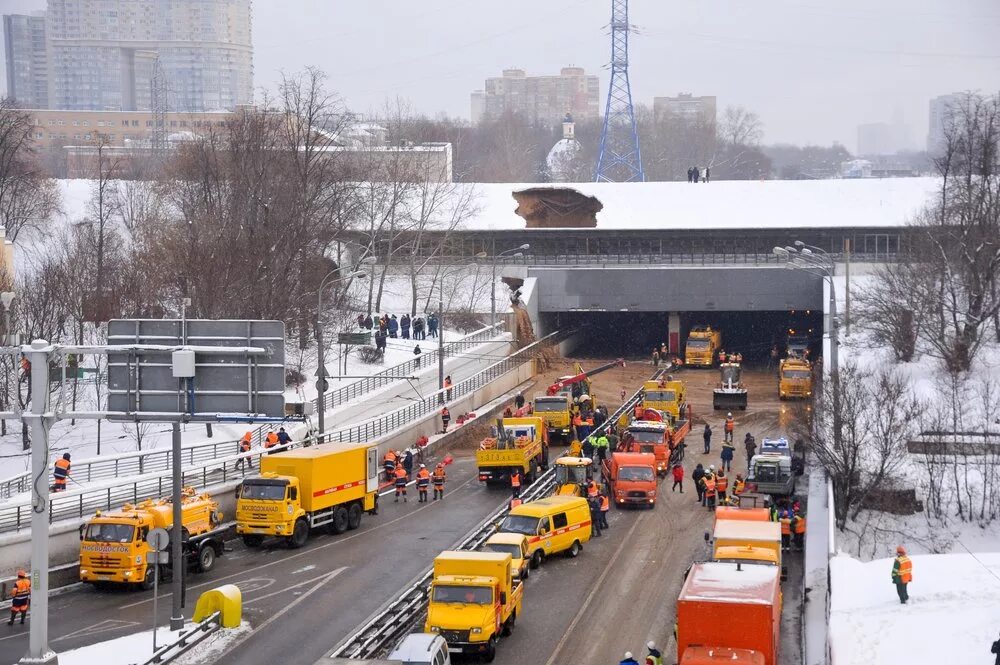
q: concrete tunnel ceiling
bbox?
[529,266,823,312]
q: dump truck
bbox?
[685,326,722,367]
[425,551,523,662]
[642,379,688,421]
[532,394,573,443]
[236,442,379,548]
[778,357,813,400]
[676,561,782,665]
[553,456,598,496]
[623,415,689,475]
[713,362,748,411]
[477,416,549,487]
[79,487,225,589]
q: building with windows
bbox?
[3,0,252,113]
[475,67,600,126]
[653,93,716,124]
[24,108,235,148]
[926,92,977,153]
[3,13,49,108]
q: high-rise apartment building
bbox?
[926,92,976,153]
[653,93,716,124]
[3,0,252,113]
[475,67,600,126]
[3,13,49,108]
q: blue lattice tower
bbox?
[595,0,644,182]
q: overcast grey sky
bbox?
[3,0,999,150]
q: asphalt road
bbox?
[488,365,809,665]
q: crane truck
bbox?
[79,487,226,590]
[713,361,748,410]
[534,359,625,442]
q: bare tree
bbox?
[0,98,61,240]
[854,261,923,362]
[719,106,763,147]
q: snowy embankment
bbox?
[59,621,252,665]
[829,552,1000,664]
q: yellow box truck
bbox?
[685,325,722,367]
[236,442,379,548]
[425,551,524,661]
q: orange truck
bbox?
[602,452,657,508]
[676,561,782,665]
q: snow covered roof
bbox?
[679,561,780,604]
[713,520,782,541]
[467,177,939,231]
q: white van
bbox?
[387,633,451,665]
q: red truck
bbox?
[602,451,657,509]
[676,561,781,665]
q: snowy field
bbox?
[829,553,1000,664]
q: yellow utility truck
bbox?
[79,487,225,590]
[236,442,379,548]
[642,378,688,420]
[532,393,572,443]
[425,551,524,662]
[477,416,549,487]
[779,357,813,400]
[685,325,722,367]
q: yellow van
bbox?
[499,495,592,568]
[483,532,530,580]
[711,519,782,572]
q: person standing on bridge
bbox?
[444,375,453,401]
[440,406,451,433]
[394,465,408,503]
[52,452,71,492]
[432,462,447,500]
[413,344,422,367]
[7,569,30,626]
[892,545,912,604]
[236,433,253,470]
[702,424,712,454]
[277,427,292,448]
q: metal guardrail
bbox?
[329,365,661,660]
[315,332,559,446]
[316,323,505,413]
[423,252,891,267]
[136,611,223,665]
[0,332,553,533]
[0,325,506,502]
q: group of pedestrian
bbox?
[382,447,448,503]
[619,641,664,665]
[771,496,807,552]
[690,462,747,509]
[686,166,710,183]
[235,428,292,470]
[357,313,438,340]
[587,480,611,538]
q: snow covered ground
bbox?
[58,620,252,665]
[829,552,1000,664]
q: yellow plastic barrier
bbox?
[192,584,242,628]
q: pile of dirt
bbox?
[513,304,557,369]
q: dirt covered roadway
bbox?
[489,363,809,665]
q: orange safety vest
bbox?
[510,498,522,509]
[264,432,279,448]
[716,476,728,492]
[599,495,609,511]
[895,555,913,583]
[703,477,716,496]
[417,469,430,487]
[573,414,583,427]
[11,578,30,608]
[733,479,745,495]
[780,516,791,535]
[793,515,806,534]
[510,473,521,488]
[53,458,71,486]
[241,432,252,444]
[441,408,450,419]
[385,451,397,463]
[394,467,407,482]
[586,481,598,498]
[432,468,446,486]
[725,418,735,433]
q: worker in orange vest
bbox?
[715,472,728,503]
[702,470,716,509]
[586,478,599,499]
[264,429,280,453]
[572,413,584,442]
[383,450,397,481]
[510,468,522,499]
[444,375,453,400]
[509,496,522,510]
[236,432,253,470]
[724,412,735,443]
[779,511,792,551]
[432,462,447,500]
[598,491,610,529]
[892,545,912,604]
[441,407,451,433]
[7,570,30,626]
[53,453,71,492]
[733,473,746,495]
[791,513,807,551]
[416,464,431,502]
[393,465,408,503]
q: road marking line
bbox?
[243,567,346,606]
[117,470,479,610]
[542,511,645,665]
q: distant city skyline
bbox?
[3,0,999,148]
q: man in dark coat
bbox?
[692,463,706,503]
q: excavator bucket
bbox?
[713,388,748,411]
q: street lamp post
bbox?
[491,244,530,328]
[317,268,369,435]
[439,253,487,399]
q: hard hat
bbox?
[647,641,656,649]
[624,653,633,659]
[896,545,907,555]
[709,464,715,470]
[63,452,71,460]
[419,463,426,468]
[727,412,732,417]
[16,569,27,578]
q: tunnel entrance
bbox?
[544,309,824,361]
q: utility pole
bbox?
[169,422,183,630]
[595,0,644,182]
[23,339,57,665]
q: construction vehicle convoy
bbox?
[676,561,782,665]
[477,416,549,487]
[779,356,813,400]
[236,442,379,548]
[79,487,226,589]
[714,361,748,410]
[685,325,722,367]
[425,551,523,662]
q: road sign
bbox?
[316,378,329,393]
[147,527,169,551]
[337,332,370,346]
[106,319,286,421]
[146,551,169,565]
[315,365,330,377]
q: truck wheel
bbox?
[197,543,216,573]
[530,549,543,569]
[331,506,349,534]
[140,566,155,591]
[347,503,363,530]
[568,540,581,558]
[501,611,516,636]
[483,636,497,663]
[288,519,309,548]
[242,534,264,548]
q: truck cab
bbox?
[624,421,671,476]
[685,326,722,367]
[532,394,572,442]
[778,358,813,400]
[604,452,657,508]
[642,379,687,420]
